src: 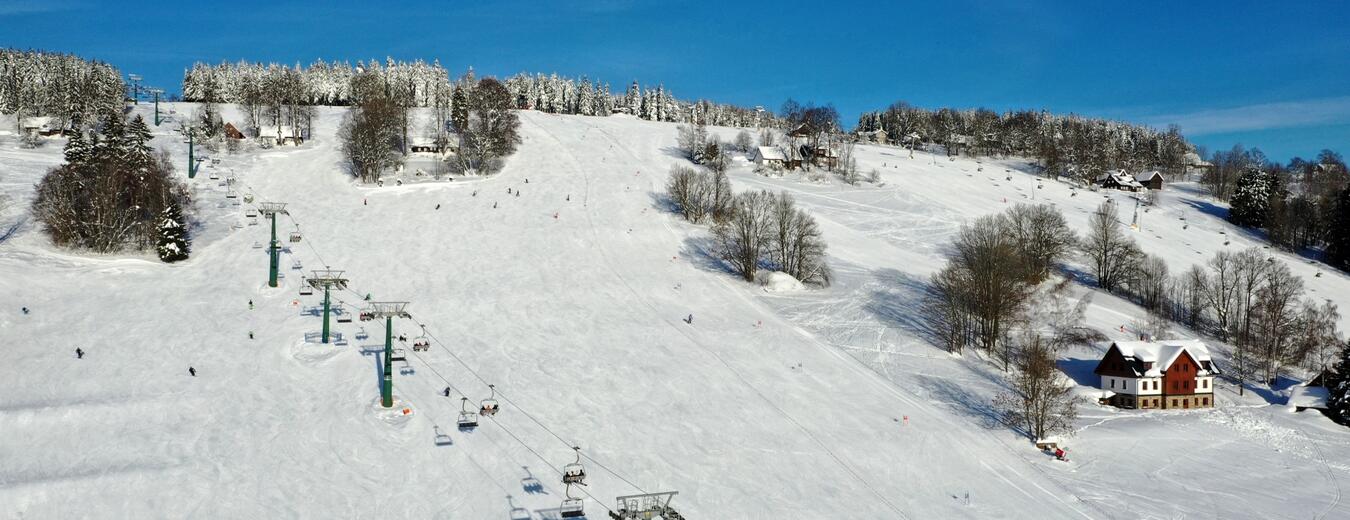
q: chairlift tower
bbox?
[148,88,165,125]
[127,74,142,104]
[307,270,349,344]
[186,130,206,179]
[257,202,289,287]
[362,302,411,407]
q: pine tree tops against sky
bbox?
[182,59,774,128]
[0,48,126,129]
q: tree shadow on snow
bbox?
[862,268,945,351]
[679,235,737,277]
[1057,358,1101,388]
[646,190,677,214]
[919,375,1005,430]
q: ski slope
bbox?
[1,104,1347,519]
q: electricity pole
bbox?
[308,270,348,344]
[257,202,289,287]
[188,130,197,178]
[362,302,411,407]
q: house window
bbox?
[1203,397,1209,406]
[1202,379,1208,389]
[1110,379,1115,388]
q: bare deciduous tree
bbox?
[994,335,1079,440]
[1083,200,1142,292]
[713,190,776,282]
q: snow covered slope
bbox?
[1,104,1347,519]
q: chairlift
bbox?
[245,208,258,218]
[359,310,375,322]
[562,447,587,486]
[336,304,353,323]
[299,279,313,296]
[251,241,263,249]
[355,327,369,340]
[390,348,407,363]
[480,384,499,416]
[244,194,255,204]
[560,485,585,518]
[291,259,302,270]
[208,171,220,180]
[225,191,238,199]
[247,217,258,226]
[412,324,430,352]
[289,231,302,243]
[457,398,479,430]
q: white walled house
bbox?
[1093,340,1218,410]
[752,146,787,169]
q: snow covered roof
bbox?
[1097,170,1144,190]
[21,116,53,129]
[755,146,786,162]
[1134,171,1164,183]
[1109,339,1217,377]
[1289,385,1329,409]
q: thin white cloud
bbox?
[1145,96,1350,135]
[0,0,85,16]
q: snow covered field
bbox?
[2,104,1347,519]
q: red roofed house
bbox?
[1093,339,1219,410]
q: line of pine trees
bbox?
[31,114,192,259]
[0,48,126,133]
[855,102,1194,184]
[182,59,771,129]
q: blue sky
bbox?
[2,0,1347,161]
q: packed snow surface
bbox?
[1,104,1348,519]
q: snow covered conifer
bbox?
[156,201,191,263]
[125,115,155,169]
[1327,340,1350,424]
[62,130,90,166]
[1228,167,1276,228]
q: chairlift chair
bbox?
[336,304,353,323]
[243,194,254,204]
[359,310,375,322]
[457,398,479,430]
[562,447,587,485]
[560,485,585,518]
[225,191,238,199]
[247,217,258,226]
[299,280,313,296]
[245,208,258,218]
[390,348,407,363]
[412,324,430,351]
[480,384,500,416]
[208,171,220,180]
[251,241,263,249]
[355,327,369,340]
[289,231,302,243]
[291,259,302,270]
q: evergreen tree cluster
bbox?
[183,59,773,129]
[855,102,1193,182]
[0,48,126,131]
[1328,340,1350,425]
[183,58,452,107]
[1218,149,1350,267]
[31,114,191,255]
[503,74,772,127]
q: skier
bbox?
[189,367,197,377]
[1054,447,1067,461]
[515,191,520,197]
[566,194,570,201]
[249,331,254,340]
[363,198,368,206]
[443,387,451,397]
[435,204,441,210]
[525,178,529,184]
[493,202,497,209]
[21,307,29,314]
[507,187,512,194]
[685,314,693,324]
[472,190,478,197]
[248,300,254,310]
[76,348,84,359]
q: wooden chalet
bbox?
[1096,170,1145,192]
[1135,171,1165,190]
[1094,339,1218,410]
[752,146,787,169]
[223,122,246,140]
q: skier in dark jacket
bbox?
[189,367,197,377]
[76,348,84,359]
